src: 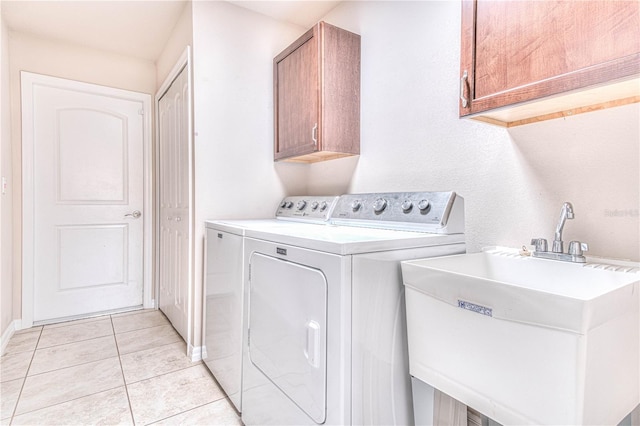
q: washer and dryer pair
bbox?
[203,191,465,425]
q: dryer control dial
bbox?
[310,201,319,211]
[296,200,307,211]
[373,198,387,213]
[319,201,328,212]
[401,200,413,212]
[418,199,430,211]
[351,200,362,212]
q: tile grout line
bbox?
[8,385,127,421]
[111,314,137,426]
[124,362,204,387]
[114,321,176,337]
[30,332,116,352]
[9,326,44,424]
[145,400,223,425]
[25,353,121,379]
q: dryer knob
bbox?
[319,201,328,212]
[280,201,287,208]
[310,201,319,211]
[401,199,413,212]
[285,201,294,209]
[373,198,387,213]
[351,200,362,212]
[418,199,431,211]
[296,200,307,211]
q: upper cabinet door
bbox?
[460,0,640,126]
[274,22,360,163]
[274,27,319,161]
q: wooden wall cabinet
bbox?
[274,21,360,163]
[460,0,640,127]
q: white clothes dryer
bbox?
[241,191,466,425]
[202,196,339,412]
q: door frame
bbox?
[21,71,153,328]
[154,47,195,356]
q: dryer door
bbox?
[248,253,327,424]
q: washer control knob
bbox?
[310,201,319,211]
[418,199,430,211]
[319,201,328,212]
[280,201,287,208]
[401,199,413,212]
[285,201,293,209]
[373,198,387,213]
[296,200,307,211]
[351,200,362,212]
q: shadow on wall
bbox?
[507,102,640,261]
[275,155,359,196]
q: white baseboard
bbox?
[0,319,20,355]
[188,344,203,362]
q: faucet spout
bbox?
[530,201,587,262]
[553,202,574,252]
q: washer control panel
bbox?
[275,196,339,221]
[331,191,464,233]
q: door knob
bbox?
[124,210,142,219]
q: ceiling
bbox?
[1,0,341,61]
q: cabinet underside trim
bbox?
[468,76,640,127]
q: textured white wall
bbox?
[156,1,193,89]
[308,1,639,261]
[190,1,308,347]
[1,14,13,334]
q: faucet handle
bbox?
[568,241,588,256]
[531,238,548,252]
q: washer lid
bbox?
[245,223,465,255]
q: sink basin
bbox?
[402,247,639,425]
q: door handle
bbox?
[304,320,320,368]
[124,210,142,219]
[460,69,469,108]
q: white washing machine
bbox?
[202,196,339,412]
[241,191,466,425]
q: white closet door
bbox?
[23,75,147,322]
[158,65,190,340]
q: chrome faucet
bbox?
[531,201,588,263]
[552,202,574,253]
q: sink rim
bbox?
[402,246,640,302]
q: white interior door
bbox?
[22,73,150,323]
[157,64,190,341]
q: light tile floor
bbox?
[0,310,242,425]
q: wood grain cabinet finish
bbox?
[274,22,360,163]
[460,0,640,126]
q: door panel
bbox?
[29,81,145,322]
[158,65,190,340]
[248,253,327,424]
[57,109,126,202]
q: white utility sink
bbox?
[402,247,640,426]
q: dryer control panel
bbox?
[275,196,339,222]
[330,191,464,234]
